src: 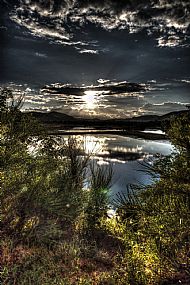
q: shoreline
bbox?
[29,109,189,140]
[44,129,167,140]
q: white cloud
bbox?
[35,52,47,58]
[97,79,110,84]
[9,0,190,48]
[157,36,184,47]
[79,49,99,54]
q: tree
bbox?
[0,88,89,244]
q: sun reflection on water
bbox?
[81,135,109,155]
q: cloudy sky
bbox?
[0,0,190,117]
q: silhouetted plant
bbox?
[84,162,113,231]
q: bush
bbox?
[110,113,190,283]
[0,88,92,245]
[2,87,189,284]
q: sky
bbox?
[0,0,190,118]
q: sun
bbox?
[83,90,99,109]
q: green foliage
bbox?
[0,88,93,245]
[111,113,190,283]
[2,87,190,284]
[165,113,190,152]
[0,87,115,246]
[84,163,113,232]
[0,87,24,112]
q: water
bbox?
[64,134,173,196]
[0,82,177,196]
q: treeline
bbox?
[0,88,190,284]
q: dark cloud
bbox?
[143,101,188,115]
[0,1,189,86]
[41,81,147,96]
[5,0,189,48]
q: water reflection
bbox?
[64,134,173,196]
[81,135,109,155]
[68,134,172,162]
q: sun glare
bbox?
[83,90,99,109]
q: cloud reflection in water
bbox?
[63,134,173,195]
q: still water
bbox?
[64,133,173,197]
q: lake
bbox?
[63,133,173,198]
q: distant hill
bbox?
[29,111,76,123]
[28,109,189,132]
